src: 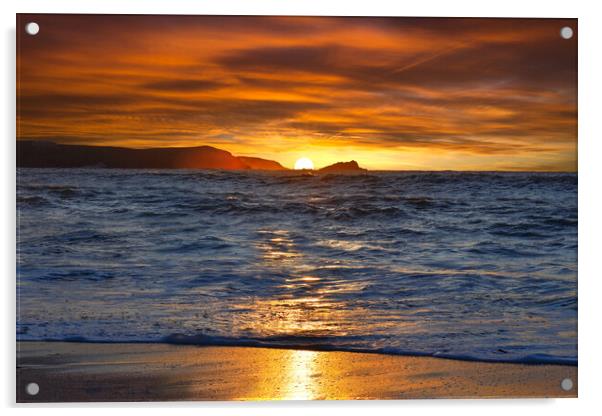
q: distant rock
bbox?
[318,160,367,174]
[17,141,286,171]
[238,156,287,171]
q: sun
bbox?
[294,157,314,170]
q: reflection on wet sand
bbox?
[283,350,318,400]
[17,342,578,402]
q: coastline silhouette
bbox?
[17,140,367,172]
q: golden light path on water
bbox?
[263,230,335,400]
[224,228,430,399]
[229,227,421,337]
[232,229,373,335]
[233,229,355,400]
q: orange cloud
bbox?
[17,15,577,171]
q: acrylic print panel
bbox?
[16,14,577,402]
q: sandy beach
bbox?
[16,342,577,402]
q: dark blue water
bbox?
[16,169,577,364]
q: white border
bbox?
[3,1,602,415]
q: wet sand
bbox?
[16,342,577,402]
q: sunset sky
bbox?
[17,15,577,171]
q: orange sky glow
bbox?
[17,15,577,171]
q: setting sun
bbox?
[294,157,314,170]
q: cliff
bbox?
[16,141,287,171]
[238,156,287,171]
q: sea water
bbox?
[17,169,577,364]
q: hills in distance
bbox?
[17,141,367,173]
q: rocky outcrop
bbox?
[318,160,367,174]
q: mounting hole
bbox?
[561,378,573,391]
[25,22,39,36]
[25,382,39,396]
[560,26,573,40]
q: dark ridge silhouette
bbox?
[318,160,367,174]
[237,156,287,171]
[16,141,287,170]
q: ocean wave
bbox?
[467,241,542,257]
[38,269,116,282]
[20,184,101,199]
[16,333,576,366]
[326,206,403,221]
[486,222,548,238]
[17,195,50,206]
[319,173,380,183]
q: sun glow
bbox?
[294,157,314,170]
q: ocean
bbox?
[16,168,577,364]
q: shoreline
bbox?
[17,341,577,402]
[16,338,577,367]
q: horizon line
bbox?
[16,140,577,173]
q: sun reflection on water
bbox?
[230,228,371,338]
[256,229,300,263]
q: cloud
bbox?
[142,79,226,92]
[16,14,577,170]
